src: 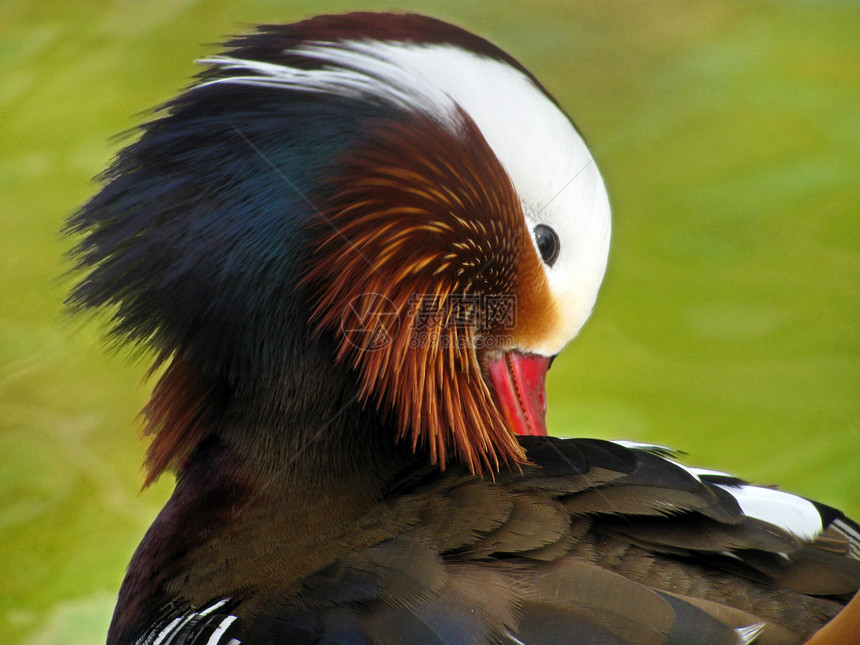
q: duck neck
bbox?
[145,313,418,491]
[216,375,414,497]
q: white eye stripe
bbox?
[199,50,438,119]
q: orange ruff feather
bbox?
[302,111,555,473]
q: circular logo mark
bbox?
[339,293,400,351]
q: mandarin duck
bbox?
[67,12,860,645]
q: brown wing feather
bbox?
[142,437,858,643]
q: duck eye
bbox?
[534,224,560,267]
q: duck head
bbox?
[67,13,611,480]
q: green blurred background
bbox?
[1,1,858,642]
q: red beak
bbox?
[486,351,550,436]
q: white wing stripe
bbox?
[140,599,238,645]
[196,598,230,617]
[206,615,239,645]
[833,518,860,559]
[714,483,822,541]
[614,440,826,541]
[151,616,184,645]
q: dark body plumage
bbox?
[67,14,860,645]
[114,436,860,645]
